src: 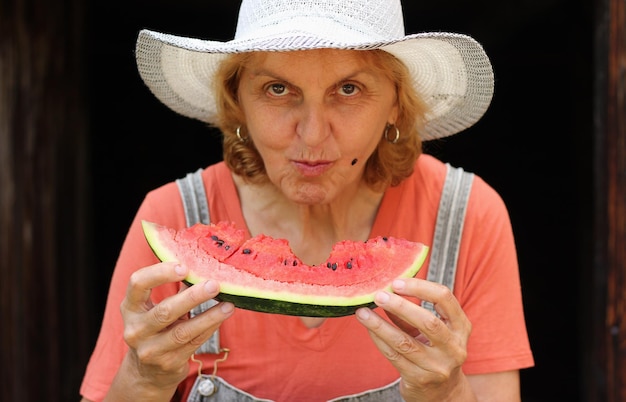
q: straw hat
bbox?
[135,0,494,141]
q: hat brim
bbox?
[135,29,494,141]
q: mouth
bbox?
[291,160,333,177]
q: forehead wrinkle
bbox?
[247,53,382,91]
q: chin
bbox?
[289,184,332,205]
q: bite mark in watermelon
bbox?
[142,220,428,317]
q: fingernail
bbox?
[175,264,187,276]
[221,302,234,314]
[204,280,218,293]
[376,291,390,304]
[392,279,405,290]
[356,308,370,320]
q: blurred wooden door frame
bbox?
[591,0,626,401]
[0,0,92,401]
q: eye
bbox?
[266,83,289,96]
[338,83,360,96]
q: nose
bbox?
[295,101,331,146]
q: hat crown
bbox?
[235,0,406,43]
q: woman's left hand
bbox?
[355,277,475,402]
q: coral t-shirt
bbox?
[80,154,534,401]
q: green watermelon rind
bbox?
[142,220,428,317]
[212,294,377,317]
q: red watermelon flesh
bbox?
[142,220,429,317]
[191,221,244,261]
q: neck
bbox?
[234,175,384,265]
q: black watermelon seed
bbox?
[225,245,230,250]
[327,262,332,268]
[331,263,337,271]
[346,261,352,269]
[293,260,298,266]
[242,249,251,254]
[211,235,219,241]
[382,237,388,241]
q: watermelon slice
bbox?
[142,220,429,317]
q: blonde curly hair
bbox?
[212,50,429,192]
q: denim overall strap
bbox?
[421,163,474,316]
[177,168,211,227]
[176,169,221,355]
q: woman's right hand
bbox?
[105,262,235,401]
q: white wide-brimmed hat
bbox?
[135,0,494,141]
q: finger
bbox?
[142,279,224,335]
[377,281,470,368]
[162,301,235,355]
[390,278,469,331]
[139,300,235,361]
[355,307,427,369]
[123,279,229,351]
[356,306,462,380]
[374,290,452,348]
[124,262,189,311]
[382,294,449,349]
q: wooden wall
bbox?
[0,0,93,400]
[591,0,626,400]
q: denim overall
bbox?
[177,164,474,402]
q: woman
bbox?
[80,0,534,401]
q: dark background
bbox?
[85,1,592,400]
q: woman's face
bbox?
[237,49,398,205]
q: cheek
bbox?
[334,102,391,155]
[244,123,280,156]
[250,137,294,182]
[243,106,294,149]
[341,124,382,156]
[251,130,294,160]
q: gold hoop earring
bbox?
[236,126,248,143]
[384,124,400,144]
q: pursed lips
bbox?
[291,160,333,177]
